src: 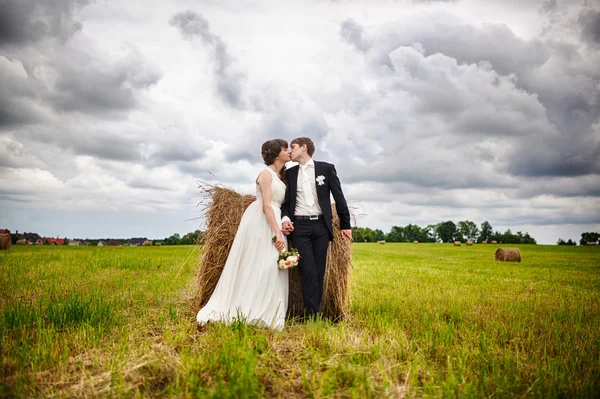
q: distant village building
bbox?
[42,237,64,245]
[97,241,107,246]
[128,237,147,247]
[22,232,43,245]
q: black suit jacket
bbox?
[281,161,351,241]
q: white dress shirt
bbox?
[294,158,323,216]
[282,158,323,224]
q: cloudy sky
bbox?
[1,0,599,243]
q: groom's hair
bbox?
[291,137,315,156]
[261,139,288,166]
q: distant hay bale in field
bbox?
[0,234,11,250]
[494,247,521,262]
[143,240,152,246]
[585,242,597,246]
[378,240,386,244]
[491,240,497,244]
[193,183,353,321]
[481,240,487,244]
[453,241,461,247]
[155,242,162,246]
[16,239,27,245]
[413,240,418,244]
[467,241,473,246]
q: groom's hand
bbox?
[282,221,294,235]
[341,229,353,240]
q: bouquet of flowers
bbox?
[272,237,300,269]
[277,248,300,270]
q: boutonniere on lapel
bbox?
[316,175,325,186]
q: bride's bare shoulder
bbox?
[255,168,272,185]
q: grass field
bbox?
[1,243,599,398]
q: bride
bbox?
[197,139,292,330]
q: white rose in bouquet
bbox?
[287,255,298,264]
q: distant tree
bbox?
[436,221,457,243]
[558,238,576,245]
[403,224,423,242]
[479,221,493,243]
[373,229,386,242]
[458,220,479,242]
[580,232,600,246]
[63,237,69,245]
[352,227,374,242]
[425,224,438,242]
[386,226,404,242]
[493,229,536,244]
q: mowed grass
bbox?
[0,244,599,398]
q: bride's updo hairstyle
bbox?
[261,139,288,166]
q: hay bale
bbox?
[413,240,418,244]
[143,240,152,246]
[466,241,473,246]
[377,240,386,244]
[453,241,461,247]
[155,242,162,246]
[481,240,487,244]
[16,239,27,245]
[495,247,521,262]
[585,242,597,246]
[193,184,352,322]
[0,234,12,250]
[313,204,352,320]
[491,240,497,244]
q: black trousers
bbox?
[291,218,330,314]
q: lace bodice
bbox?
[256,167,286,207]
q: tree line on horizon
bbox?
[558,232,600,246]
[351,220,536,244]
[8,226,598,247]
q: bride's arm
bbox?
[257,170,285,252]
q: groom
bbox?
[281,137,352,318]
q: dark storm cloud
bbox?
[579,8,600,46]
[15,123,144,163]
[0,56,47,127]
[340,15,600,179]
[46,46,161,115]
[0,0,84,47]
[0,0,161,123]
[169,10,246,109]
[0,0,163,170]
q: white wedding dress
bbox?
[197,167,289,330]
